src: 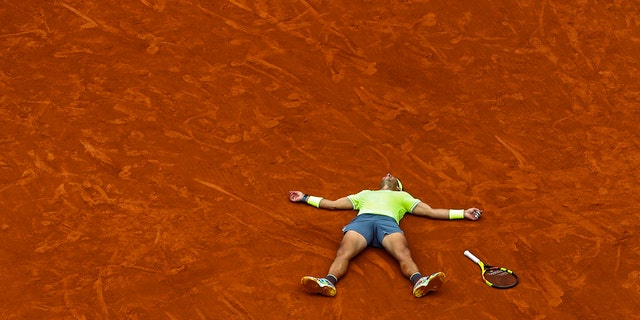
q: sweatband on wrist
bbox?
[448,209,465,220]
[306,196,323,208]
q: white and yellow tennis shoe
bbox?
[412,271,445,297]
[301,276,337,297]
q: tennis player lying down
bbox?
[289,173,482,297]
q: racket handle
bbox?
[464,250,481,264]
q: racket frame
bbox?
[464,250,519,289]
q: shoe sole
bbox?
[413,272,445,298]
[301,276,336,297]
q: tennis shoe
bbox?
[412,271,445,297]
[301,276,336,297]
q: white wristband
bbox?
[306,196,323,208]
[448,209,465,220]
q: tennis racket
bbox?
[464,250,519,289]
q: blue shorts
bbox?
[342,214,403,248]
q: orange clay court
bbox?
[1,1,639,319]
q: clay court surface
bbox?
[1,0,640,319]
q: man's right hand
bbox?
[289,191,305,202]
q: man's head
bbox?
[380,173,403,191]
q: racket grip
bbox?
[464,250,481,264]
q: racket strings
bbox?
[484,268,518,287]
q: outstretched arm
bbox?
[289,191,353,210]
[411,201,482,221]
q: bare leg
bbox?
[381,232,420,278]
[327,230,368,279]
[382,232,445,297]
[301,231,368,296]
